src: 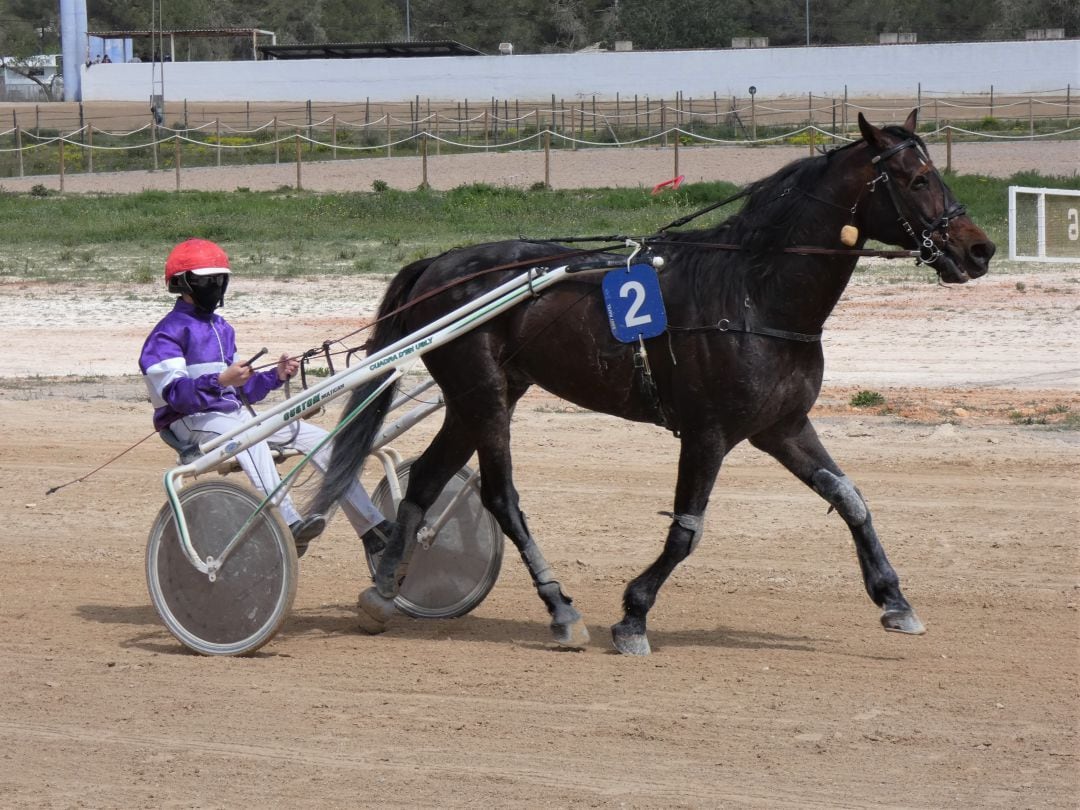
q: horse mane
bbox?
[656,126,916,302]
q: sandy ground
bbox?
[0,147,1078,807]
[0,139,1077,194]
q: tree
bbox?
[0,15,59,101]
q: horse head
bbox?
[856,110,995,283]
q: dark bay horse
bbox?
[312,110,995,655]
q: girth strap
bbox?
[667,319,822,343]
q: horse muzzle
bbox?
[928,227,995,284]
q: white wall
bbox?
[80,39,1079,103]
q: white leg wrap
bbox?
[811,470,868,527]
[671,512,705,552]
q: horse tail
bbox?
[308,256,435,517]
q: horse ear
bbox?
[903,108,919,134]
[857,112,884,148]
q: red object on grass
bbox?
[651,175,685,195]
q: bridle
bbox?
[866,137,967,265]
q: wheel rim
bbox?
[369,461,502,619]
[146,480,297,656]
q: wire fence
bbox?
[0,89,1076,182]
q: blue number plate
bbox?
[602,263,668,343]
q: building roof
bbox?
[90,28,275,40]
[257,40,485,60]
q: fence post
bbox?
[274,116,279,163]
[660,102,667,147]
[946,125,952,173]
[15,126,23,177]
[421,133,428,189]
[306,100,313,152]
[673,130,679,178]
[58,137,65,194]
[87,123,93,174]
[215,118,221,167]
[543,130,551,188]
[152,120,159,171]
[174,133,181,192]
[295,134,303,190]
[331,113,337,159]
[1029,96,1034,140]
[843,85,848,137]
[386,114,392,157]
[246,101,250,129]
[808,124,815,156]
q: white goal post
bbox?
[1008,186,1080,263]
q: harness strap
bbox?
[632,336,680,435]
[667,320,822,343]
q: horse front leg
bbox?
[750,414,925,635]
[612,429,725,656]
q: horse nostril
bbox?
[970,240,996,264]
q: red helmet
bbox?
[165,238,231,293]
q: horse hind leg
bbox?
[510,510,590,648]
[466,386,589,647]
[357,414,477,632]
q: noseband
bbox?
[869,138,967,265]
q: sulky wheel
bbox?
[369,459,503,619]
[146,479,298,656]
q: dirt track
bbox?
[0,269,1077,808]
[0,139,1077,195]
[0,144,1078,807]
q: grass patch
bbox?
[0,172,1073,284]
[850,390,886,408]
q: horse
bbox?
[311,110,995,655]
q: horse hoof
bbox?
[881,608,926,635]
[355,610,388,635]
[358,587,399,626]
[611,625,651,656]
[551,618,590,649]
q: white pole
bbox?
[1007,186,1018,261]
[60,0,89,101]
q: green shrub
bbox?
[850,390,885,408]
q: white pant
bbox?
[171,410,384,535]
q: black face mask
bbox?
[185,273,229,313]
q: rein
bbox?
[644,238,917,259]
[282,244,625,381]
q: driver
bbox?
[138,237,394,558]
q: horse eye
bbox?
[911,176,929,191]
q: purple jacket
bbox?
[139,299,283,431]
